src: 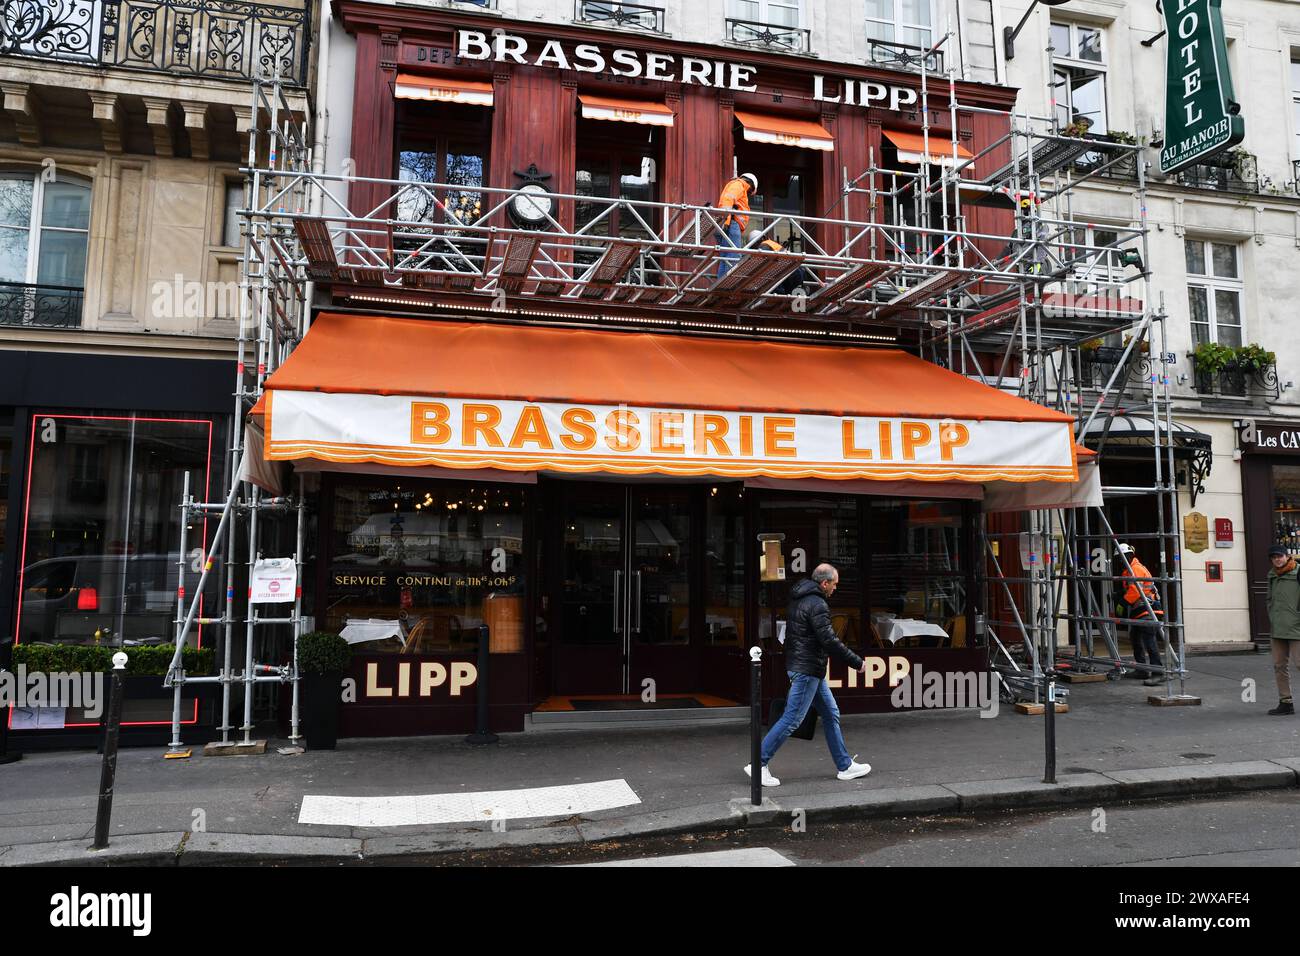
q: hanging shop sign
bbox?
[1214,518,1234,549]
[1237,419,1300,456]
[263,393,1078,483]
[1158,0,1244,174]
[250,557,297,603]
[455,30,919,112]
[1183,511,1209,553]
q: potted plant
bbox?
[1191,341,1236,376]
[298,631,352,750]
[1122,332,1151,355]
[1234,343,1275,374]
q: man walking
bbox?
[1266,544,1300,715]
[745,563,873,787]
[1117,543,1164,687]
[715,172,757,278]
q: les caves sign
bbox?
[1160,0,1244,174]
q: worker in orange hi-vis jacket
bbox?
[715,172,757,279]
[1117,542,1165,686]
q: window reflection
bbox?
[869,499,967,648]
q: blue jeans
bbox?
[715,221,742,278]
[761,671,852,772]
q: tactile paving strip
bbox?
[298,779,641,827]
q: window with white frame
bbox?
[1185,239,1243,347]
[865,0,934,50]
[729,0,802,29]
[0,172,91,291]
[1051,21,1107,133]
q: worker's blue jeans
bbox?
[715,221,742,278]
[761,671,852,773]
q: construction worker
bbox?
[715,172,757,278]
[1117,542,1164,687]
[746,230,811,296]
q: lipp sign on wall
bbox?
[261,392,1079,483]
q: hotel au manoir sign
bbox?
[1159,0,1244,174]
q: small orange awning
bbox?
[579,95,674,127]
[883,129,975,167]
[734,110,834,152]
[251,314,1078,484]
[395,74,494,106]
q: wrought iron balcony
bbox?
[1174,153,1258,194]
[0,0,311,86]
[724,16,810,54]
[1077,346,1155,391]
[1193,361,1279,401]
[0,281,84,329]
[575,0,663,33]
[867,39,941,74]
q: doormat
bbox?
[569,697,705,711]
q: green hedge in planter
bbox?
[11,643,215,676]
[298,632,352,675]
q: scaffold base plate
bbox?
[1147,694,1202,707]
[1013,702,1070,715]
[203,740,269,756]
[1060,672,1108,683]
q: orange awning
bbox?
[734,110,834,152]
[883,129,975,167]
[579,95,674,127]
[394,74,494,106]
[252,313,1078,483]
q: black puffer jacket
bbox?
[784,578,864,678]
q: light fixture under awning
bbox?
[251,313,1079,485]
[395,74,494,106]
[579,94,674,127]
[734,110,834,152]
[883,129,975,167]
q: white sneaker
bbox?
[743,764,781,787]
[836,756,872,781]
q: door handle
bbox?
[634,570,642,633]
[614,570,622,634]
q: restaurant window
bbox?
[0,409,11,594]
[757,494,862,649]
[1051,21,1107,133]
[325,480,528,654]
[731,146,818,251]
[15,415,220,647]
[865,0,934,50]
[1185,239,1243,347]
[395,100,491,270]
[575,117,661,270]
[0,170,90,328]
[868,499,967,648]
[705,484,746,645]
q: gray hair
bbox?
[812,563,838,583]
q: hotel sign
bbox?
[1158,0,1243,174]
[263,392,1079,483]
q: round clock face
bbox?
[512,183,553,225]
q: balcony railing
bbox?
[1175,154,1258,194]
[724,16,810,54]
[1193,361,1280,401]
[0,0,311,86]
[1078,346,1154,391]
[0,281,84,329]
[867,39,941,74]
[575,0,663,33]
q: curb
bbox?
[5,758,1297,866]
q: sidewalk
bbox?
[2,652,1297,865]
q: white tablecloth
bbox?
[340,618,403,646]
[873,615,949,645]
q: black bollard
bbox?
[1043,668,1057,785]
[92,652,128,850]
[749,646,762,807]
[0,637,20,765]
[466,624,498,745]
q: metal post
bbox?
[92,652,128,850]
[1043,666,1057,784]
[466,625,497,745]
[749,645,763,807]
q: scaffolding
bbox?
[164,35,1198,749]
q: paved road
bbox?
[513,791,1300,867]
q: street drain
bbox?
[1180,752,1215,759]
